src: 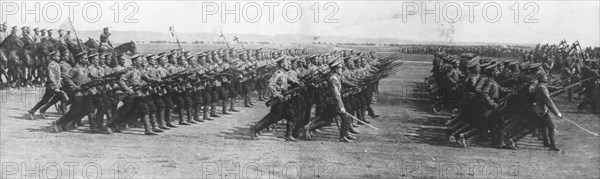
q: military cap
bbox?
[449,57,459,64]
[529,63,542,69]
[467,59,479,68]
[117,53,126,59]
[88,53,98,58]
[329,59,342,68]
[21,26,29,30]
[47,29,53,33]
[185,55,194,61]
[75,52,88,58]
[485,61,499,70]
[157,52,166,56]
[507,61,519,67]
[103,27,110,31]
[520,62,531,69]
[103,53,112,57]
[130,54,142,59]
[11,26,18,30]
[40,29,46,33]
[58,29,64,32]
[33,27,39,31]
[197,52,207,57]
[275,56,287,64]
[146,54,156,60]
[49,50,59,56]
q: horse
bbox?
[100,41,137,67]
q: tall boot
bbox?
[157,108,169,130]
[284,120,298,142]
[210,102,221,117]
[150,114,164,132]
[89,114,104,133]
[244,94,252,107]
[38,102,55,119]
[179,108,191,125]
[143,115,158,135]
[187,107,197,124]
[203,105,213,121]
[165,108,177,128]
[193,105,204,122]
[339,117,352,142]
[542,127,550,147]
[548,128,560,151]
[359,108,370,123]
[229,98,240,112]
[222,100,231,115]
[367,105,380,118]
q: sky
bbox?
[1,1,599,46]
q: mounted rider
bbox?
[99,27,114,52]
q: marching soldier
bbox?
[27,51,64,120]
[106,55,161,135]
[52,52,99,133]
[305,59,355,142]
[250,56,303,141]
[508,73,563,151]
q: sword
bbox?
[562,117,599,136]
[342,111,379,130]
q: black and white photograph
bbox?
[0,1,598,178]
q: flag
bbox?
[58,18,75,32]
[169,26,175,37]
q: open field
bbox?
[1,44,599,178]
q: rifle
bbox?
[550,75,600,97]
[74,68,130,92]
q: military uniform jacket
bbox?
[534,83,560,116]
[67,64,93,96]
[327,73,345,110]
[21,34,35,50]
[482,78,512,108]
[268,69,299,98]
[46,60,61,90]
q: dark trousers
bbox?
[55,95,95,126]
[30,87,65,113]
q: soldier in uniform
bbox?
[305,59,355,142]
[99,27,114,50]
[508,73,563,151]
[52,52,99,133]
[106,55,161,135]
[250,56,303,141]
[27,51,64,120]
[158,53,177,128]
[37,51,73,116]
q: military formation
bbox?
[4,24,403,142]
[427,40,600,151]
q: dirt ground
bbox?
[1,46,599,178]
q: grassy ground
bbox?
[0,44,598,178]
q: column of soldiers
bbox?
[399,42,600,64]
[249,50,402,142]
[1,24,76,88]
[428,49,599,151]
[25,44,324,136]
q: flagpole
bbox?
[234,36,246,50]
[67,17,84,51]
[170,26,183,51]
[220,31,231,49]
